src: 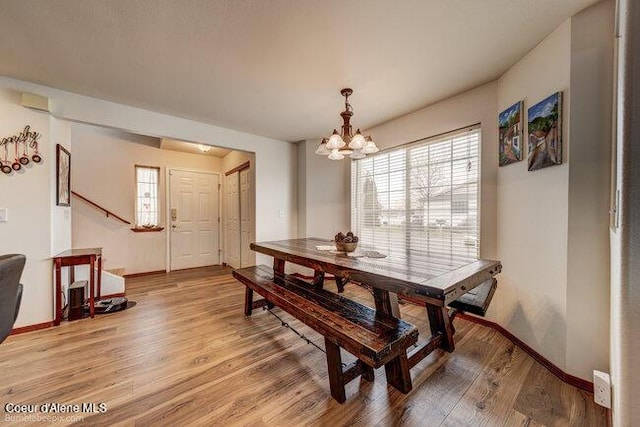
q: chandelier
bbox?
[315,88,379,160]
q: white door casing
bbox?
[225,172,241,269]
[169,169,219,270]
[240,168,255,267]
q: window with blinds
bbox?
[351,127,480,269]
[135,165,160,227]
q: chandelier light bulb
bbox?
[362,137,379,154]
[315,139,331,155]
[328,148,345,160]
[348,129,366,150]
[326,129,345,149]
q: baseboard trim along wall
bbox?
[10,293,128,335]
[122,270,166,278]
[456,312,594,393]
[10,321,54,335]
[292,272,594,393]
[100,292,126,299]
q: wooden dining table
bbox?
[251,237,502,373]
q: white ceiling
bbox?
[0,0,598,142]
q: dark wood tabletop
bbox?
[251,238,501,306]
[53,247,102,258]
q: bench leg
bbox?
[427,304,456,352]
[335,277,346,293]
[362,363,375,382]
[313,270,325,289]
[385,353,413,393]
[244,287,254,316]
[324,338,346,403]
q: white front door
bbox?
[169,170,220,270]
[225,172,241,269]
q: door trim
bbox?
[165,167,222,273]
[225,160,250,176]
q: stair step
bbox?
[107,268,125,277]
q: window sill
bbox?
[131,226,165,233]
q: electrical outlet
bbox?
[593,370,611,409]
[0,207,7,222]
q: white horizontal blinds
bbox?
[351,149,408,259]
[135,166,160,227]
[351,128,480,271]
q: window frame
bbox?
[350,125,482,263]
[133,165,163,232]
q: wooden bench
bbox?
[233,265,419,403]
[448,278,497,317]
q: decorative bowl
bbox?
[336,241,358,253]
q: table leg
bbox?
[89,257,95,318]
[54,259,62,326]
[426,304,455,352]
[372,287,413,393]
[372,288,401,318]
[334,277,346,293]
[97,255,102,300]
[273,257,285,278]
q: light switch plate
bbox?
[0,207,7,222]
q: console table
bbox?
[53,248,102,325]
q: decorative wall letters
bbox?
[0,125,43,175]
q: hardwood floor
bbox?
[0,267,606,426]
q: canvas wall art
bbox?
[527,92,562,171]
[498,101,524,166]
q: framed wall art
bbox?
[527,92,563,171]
[499,101,524,166]
[56,144,71,206]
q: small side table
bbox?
[53,248,102,326]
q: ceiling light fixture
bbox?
[315,88,378,160]
[197,144,211,153]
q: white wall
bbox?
[566,0,613,380]
[50,118,72,255]
[0,88,71,328]
[71,123,222,275]
[297,139,350,239]
[496,19,572,373]
[497,2,614,381]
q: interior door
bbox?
[225,172,241,269]
[170,170,219,270]
[240,168,255,267]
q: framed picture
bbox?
[498,101,524,166]
[527,92,563,171]
[56,144,71,206]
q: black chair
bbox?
[0,254,25,344]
